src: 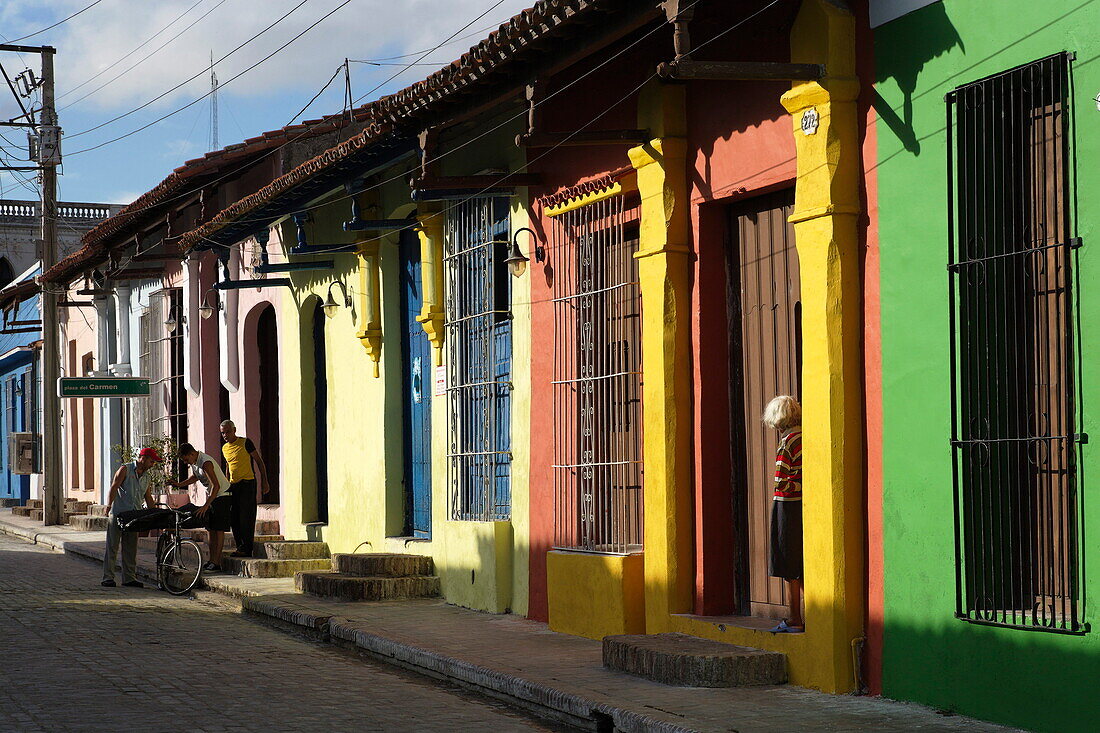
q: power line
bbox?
[192,0,780,254]
[352,0,507,106]
[57,0,209,103]
[70,0,699,250]
[285,65,344,126]
[5,0,106,44]
[66,0,354,157]
[76,0,753,278]
[67,0,314,139]
[58,0,230,113]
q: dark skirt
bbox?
[769,500,803,580]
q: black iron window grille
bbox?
[947,52,1085,633]
[444,197,512,522]
[551,192,643,554]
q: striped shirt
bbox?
[773,428,802,501]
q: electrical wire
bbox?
[284,65,344,126]
[67,0,314,139]
[71,0,767,283]
[185,0,781,258]
[53,0,511,218]
[351,0,506,107]
[58,0,228,111]
[5,0,106,44]
[66,0,354,155]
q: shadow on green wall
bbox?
[884,612,1100,732]
[873,2,963,155]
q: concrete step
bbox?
[89,504,110,517]
[254,541,329,560]
[69,500,94,513]
[602,633,787,687]
[10,505,32,517]
[28,509,42,521]
[0,498,21,507]
[331,553,433,577]
[70,515,109,531]
[26,499,42,509]
[255,519,280,535]
[295,571,441,601]
[221,556,332,578]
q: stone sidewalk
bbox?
[0,510,1020,733]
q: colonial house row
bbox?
[22,0,1100,730]
[0,199,120,506]
[45,0,873,695]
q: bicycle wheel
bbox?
[159,539,203,595]
[155,532,174,590]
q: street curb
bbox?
[0,515,694,733]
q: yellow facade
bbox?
[547,551,645,640]
[276,117,532,616]
[542,0,865,694]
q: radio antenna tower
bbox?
[208,51,219,151]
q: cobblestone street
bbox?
[0,534,562,733]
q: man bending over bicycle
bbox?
[170,443,232,573]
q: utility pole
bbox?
[0,44,61,524]
[37,48,63,526]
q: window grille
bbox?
[149,290,187,475]
[947,52,1083,632]
[551,192,643,554]
[135,308,153,446]
[444,197,512,521]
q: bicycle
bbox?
[153,503,204,595]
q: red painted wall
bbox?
[525,33,654,622]
[853,0,884,695]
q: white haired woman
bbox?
[764,395,803,633]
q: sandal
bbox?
[769,620,804,634]
[202,561,221,572]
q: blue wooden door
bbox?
[400,228,432,537]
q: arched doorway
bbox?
[311,301,328,523]
[0,258,13,288]
[256,304,280,503]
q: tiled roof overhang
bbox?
[180,0,659,251]
[41,110,369,284]
[187,131,416,252]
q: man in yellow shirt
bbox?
[219,419,271,557]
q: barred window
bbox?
[948,52,1082,632]
[551,192,643,554]
[135,308,153,446]
[445,197,512,521]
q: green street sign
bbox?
[57,377,151,398]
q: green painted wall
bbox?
[876,2,1100,731]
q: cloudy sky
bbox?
[0,0,532,204]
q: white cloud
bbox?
[4,0,533,113]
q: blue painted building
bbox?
[0,265,41,505]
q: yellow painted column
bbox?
[415,205,446,364]
[780,0,864,692]
[356,240,383,377]
[629,80,695,631]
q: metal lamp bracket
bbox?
[654,0,823,82]
[515,80,647,148]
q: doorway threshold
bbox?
[672,613,780,633]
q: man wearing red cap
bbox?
[101,447,161,588]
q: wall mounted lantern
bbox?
[198,289,221,320]
[323,280,352,319]
[164,304,180,333]
[505,227,542,278]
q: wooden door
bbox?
[400,228,432,537]
[729,190,801,618]
[257,305,280,503]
